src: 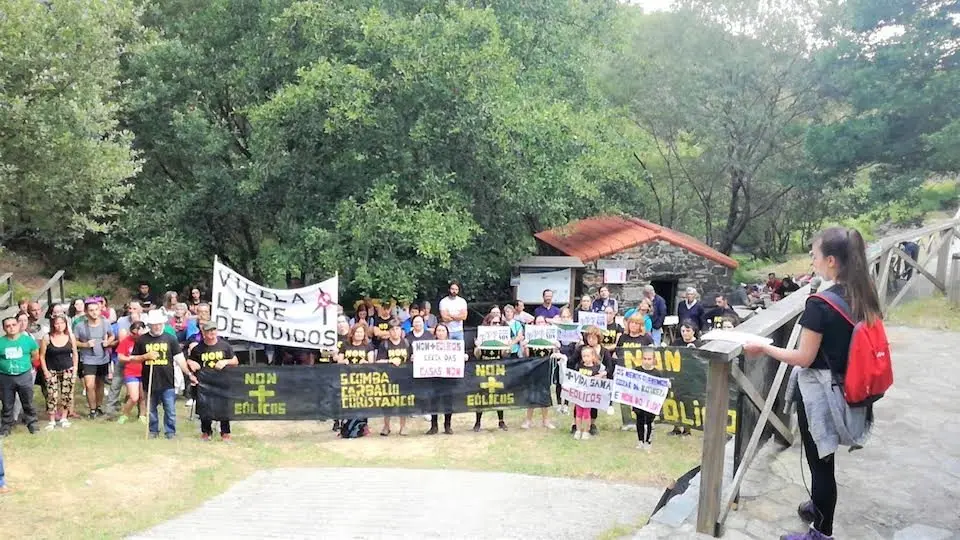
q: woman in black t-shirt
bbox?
[472,313,509,432]
[744,227,881,540]
[614,314,653,429]
[671,320,702,348]
[425,323,456,435]
[337,325,374,365]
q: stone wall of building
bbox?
[580,240,734,311]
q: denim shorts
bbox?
[124,376,141,384]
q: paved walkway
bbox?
[636,326,960,539]
[131,468,663,539]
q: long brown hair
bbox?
[816,227,882,324]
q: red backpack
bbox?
[810,291,893,407]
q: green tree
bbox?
[0,0,141,251]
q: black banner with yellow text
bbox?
[615,347,738,434]
[197,357,552,421]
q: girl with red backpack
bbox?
[745,227,886,540]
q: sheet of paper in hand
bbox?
[412,340,465,378]
[477,326,512,349]
[524,324,558,348]
[612,365,670,415]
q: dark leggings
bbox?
[797,399,836,536]
[431,413,453,427]
[475,411,504,424]
[634,409,655,443]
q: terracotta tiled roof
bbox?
[535,216,738,269]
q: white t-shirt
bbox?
[438,296,468,334]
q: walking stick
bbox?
[144,358,155,441]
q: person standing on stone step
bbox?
[745,226,879,540]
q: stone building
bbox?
[534,216,738,313]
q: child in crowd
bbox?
[573,347,605,440]
[634,349,664,451]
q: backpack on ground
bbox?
[339,418,368,439]
[810,291,893,407]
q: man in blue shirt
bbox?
[591,286,618,313]
[533,290,561,322]
[643,285,668,346]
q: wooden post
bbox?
[937,229,952,287]
[950,254,960,306]
[696,344,739,536]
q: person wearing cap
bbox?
[376,319,412,436]
[187,320,238,441]
[129,310,194,439]
[74,298,116,419]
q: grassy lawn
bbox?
[0,396,700,539]
[887,294,960,331]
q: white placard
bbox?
[604,268,627,284]
[577,311,607,330]
[412,340,465,378]
[211,259,337,349]
[612,365,671,415]
[558,364,612,409]
[476,326,512,347]
[556,322,582,344]
[524,324,558,343]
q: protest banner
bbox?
[211,258,338,349]
[557,365,612,409]
[476,325,512,349]
[615,347,738,433]
[612,365,670,415]
[524,324,558,347]
[556,322,582,344]
[577,311,606,330]
[196,357,552,420]
[412,340,466,378]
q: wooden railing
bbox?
[0,272,12,310]
[695,206,960,536]
[34,270,66,311]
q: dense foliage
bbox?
[0,0,956,299]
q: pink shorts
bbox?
[574,405,592,420]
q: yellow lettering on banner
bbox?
[339,369,415,409]
[244,372,278,385]
[474,364,506,377]
[467,393,515,406]
[659,393,736,434]
[662,349,681,372]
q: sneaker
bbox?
[422,415,432,421]
[542,421,556,430]
[581,431,592,440]
[668,427,682,436]
[164,433,176,440]
[95,408,105,418]
[588,424,598,436]
[59,418,71,428]
[780,528,833,540]
[117,416,128,425]
[621,424,636,431]
[606,406,615,415]
[555,405,563,414]
[498,421,508,431]
[45,421,56,431]
[644,442,652,452]
[797,501,818,523]
[138,415,147,424]
[331,420,341,432]
[520,420,531,430]
[220,433,232,443]
[200,433,211,442]
[27,423,38,434]
[87,411,97,420]
[148,432,159,439]
[635,442,645,449]
[472,422,482,432]
[574,430,583,440]
[681,429,692,436]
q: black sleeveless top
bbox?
[45,335,74,371]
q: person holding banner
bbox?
[572,347,605,440]
[338,325,375,364]
[615,313,654,430]
[187,321,239,441]
[472,313,509,432]
[502,305,524,358]
[634,349,664,451]
[425,323,456,435]
[407,315,433,343]
[377,320,412,436]
[569,327,613,436]
[521,315,559,430]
